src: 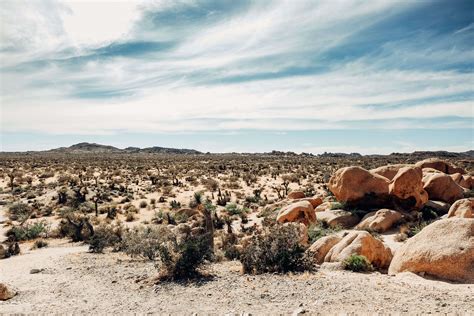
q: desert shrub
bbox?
[307,222,342,244]
[169,200,181,209]
[225,203,248,216]
[125,212,136,222]
[121,226,168,260]
[88,222,123,253]
[139,200,148,208]
[405,220,433,237]
[156,231,211,280]
[31,239,48,249]
[7,221,49,241]
[329,202,345,210]
[189,192,203,208]
[240,223,313,274]
[7,202,32,221]
[343,254,373,272]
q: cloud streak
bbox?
[0,0,473,152]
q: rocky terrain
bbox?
[0,150,473,314]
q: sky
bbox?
[0,0,473,154]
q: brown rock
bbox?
[447,198,473,218]
[370,164,411,180]
[450,173,473,190]
[307,235,343,264]
[388,218,474,283]
[423,173,464,204]
[276,200,316,226]
[299,197,323,208]
[288,191,306,199]
[389,166,428,209]
[0,283,16,301]
[324,231,393,268]
[425,200,450,214]
[328,166,390,207]
[356,209,402,233]
[415,158,466,175]
[314,201,331,212]
[316,210,360,228]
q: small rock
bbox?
[30,268,43,274]
[292,307,306,315]
[0,283,16,301]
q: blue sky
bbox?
[0,0,473,153]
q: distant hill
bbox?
[46,142,202,155]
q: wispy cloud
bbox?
[0,0,473,152]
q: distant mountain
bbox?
[46,142,202,155]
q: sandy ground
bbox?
[1,241,472,314]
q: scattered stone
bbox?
[425,200,450,215]
[0,283,16,301]
[30,268,44,274]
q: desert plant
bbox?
[7,221,49,241]
[343,254,373,272]
[307,222,341,244]
[240,223,313,274]
[87,222,123,253]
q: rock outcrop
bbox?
[388,218,474,283]
[447,198,473,218]
[356,209,402,233]
[389,166,428,209]
[422,173,464,204]
[370,164,411,180]
[307,235,342,264]
[316,210,359,228]
[323,231,393,269]
[276,201,316,226]
[415,158,466,175]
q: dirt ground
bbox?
[1,240,472,314]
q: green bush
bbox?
[7,202,31,221]
[307,222,341,244]
[225,203,248,216]
[343,254,373,272]
[240,223,313,274]
[7,221,49,241]
[87,222,123,253]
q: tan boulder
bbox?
[299,196,323,208]
[324,231,393,269]
[388,218,474,283]
[307,235,343,264]
[0,283,16,301]
[415,158,466,175]
[450,173,473,190]
[356,209,402,233]
[389,166,428,209]
[423,173,464,204]
[370,164,411,180]
[447,198,473,218]
[288,191,306,199]
[316,209,360,228]
[276,200,316,226]
[315,201,331,212]
[328,166,390,207]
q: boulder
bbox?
[415,158,466,175]
[276,200,316,226]
[388,218,474,283]
[307,235,343,264]
[450,173,473,190]
[425,200,450,215]
[423,173,464,204]
[316,209,360,228]
[370,164,411,180]
[356,209,402,233]
[299,196,323,208]
[0,283,16,301]
[328,166,390,208]
[288,191,306,199]
[314,201,331,212]
[324,231,393,269]
[389,166,428,209]
[447,198,473,218]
